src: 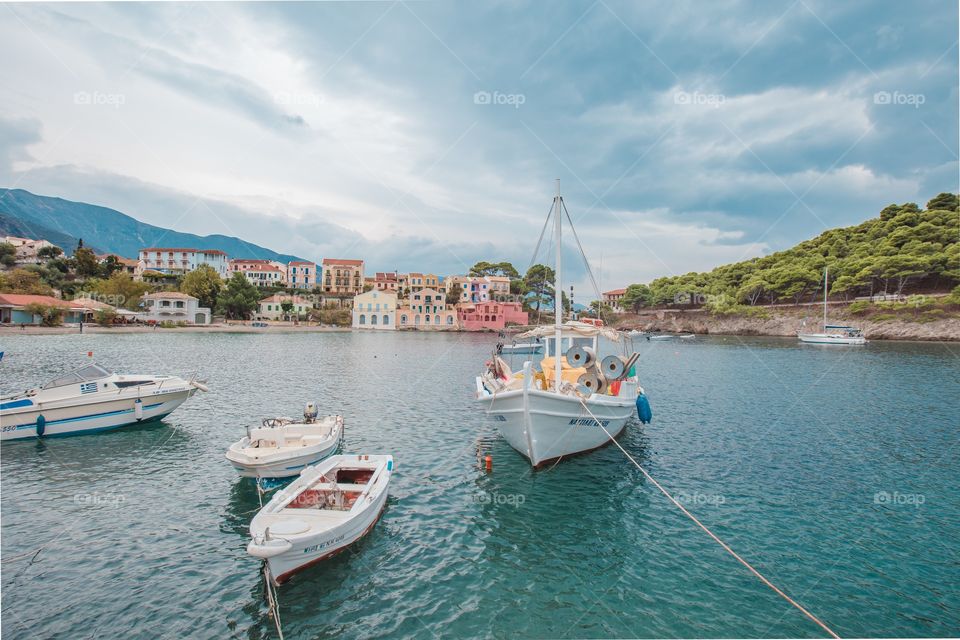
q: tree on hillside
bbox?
[0,268,54,295]
[180,265,223,310]
[927,192,959,211]
[446,285,461,306]
[73,246,100,277]
[92,272,152,309]
[100,254,122,276]
[0,242,15,268]
[217,272,260,319]
[621,284,652,313]
[523,264,555,311]
[37,245,63,261]
[469,261,520,278]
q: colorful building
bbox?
[0,293,88,324]
[397,287,458,330]
[138,248,229,278]
[457,301,528,331]
[372,272,400,293]
[322,258,364,297]
[240,263,286,287]
[140,292,211,324]
[2,236,57,264]
[351,290,397,330]
[446,276,509,304]
[98,254,138,275]
[257,294,314,320]
[407,273,439,295]
[287,261,317,289]
[602,288,626,313]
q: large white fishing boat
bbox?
[798,267,866,345]
[0,363,207,440]
[248,454,393,585]
[475,182,651,467]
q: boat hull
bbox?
[500,345,544,354]
[480,387,633,467]
[227,434,343,478]
[798,333,866,345]
[0,389,196,440]
[260,485,389,585]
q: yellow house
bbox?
[351,290,397,330]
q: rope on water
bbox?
[255,479,285,640]
[576,398,841,639]
[263,564,285,640]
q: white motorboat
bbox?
[0,363,206,440]
[500,342,544,354]
[226,404,343,478]
[798,267,866,345]
[248,454,394,585]
[647,334,673,341]
[475,182,650,468]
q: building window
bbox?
[447,316,453,325]
[359,314,366,325]
[435,315,440,325]
[382,315,389,325]
[371,315,378,325]
[414,315,420,325]
[401,315,407,325]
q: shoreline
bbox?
[616,308,960,342]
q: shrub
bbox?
[847,300,871,315]
[872,313,897,322]
[23,303,64,326]
[94,308,117,326]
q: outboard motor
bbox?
[303,402,319,423]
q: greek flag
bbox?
[80,382,98,394]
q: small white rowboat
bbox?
[500,342,544,354]
[248,454,393,585]
[226,404,343,478]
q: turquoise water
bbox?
[1,332,958,638]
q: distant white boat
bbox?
[647,334,673,341]
[248,454,393,585]
[500,342,544,354]
[0,363,205,440]
[798,267,866,345]
[225,404,343,478]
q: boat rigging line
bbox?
[256,480,286,640]
[575,398,841,639]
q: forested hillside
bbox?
[624,193,958,311]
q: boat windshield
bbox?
[42,364,113,390]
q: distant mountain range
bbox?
[0,189,304,262]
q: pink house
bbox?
[457,301,528,331]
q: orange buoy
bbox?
[87,351,93,357]
[484,455,493,472]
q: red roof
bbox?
[603,288,627,296]
[141,248,227,256]
[247,264,283,272]
[142,292,197,300]
[288,261,315,266]
[230,259,271,264]
[0,294,80,309]
[322,258,363,266]
[260,295,312,304]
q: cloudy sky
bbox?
[1,1,957,292]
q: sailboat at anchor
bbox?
[475,181,649,467]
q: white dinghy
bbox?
[226,403,343,478]
[0,363,206,440]
[248,454,393,585]
[500,342,544,354]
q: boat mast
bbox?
[554,179,563,391]
[822,266,828,330]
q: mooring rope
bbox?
[576,398,841,639]
[255,479,285,640]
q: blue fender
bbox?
[636,394,652,424]
[36,414,46,437]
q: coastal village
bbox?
[0,237,538,331]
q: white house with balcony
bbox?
[139,292,211,324]
[351,290,396,330]
[137,248,229,278]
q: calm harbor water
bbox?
[1,331,958,639]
